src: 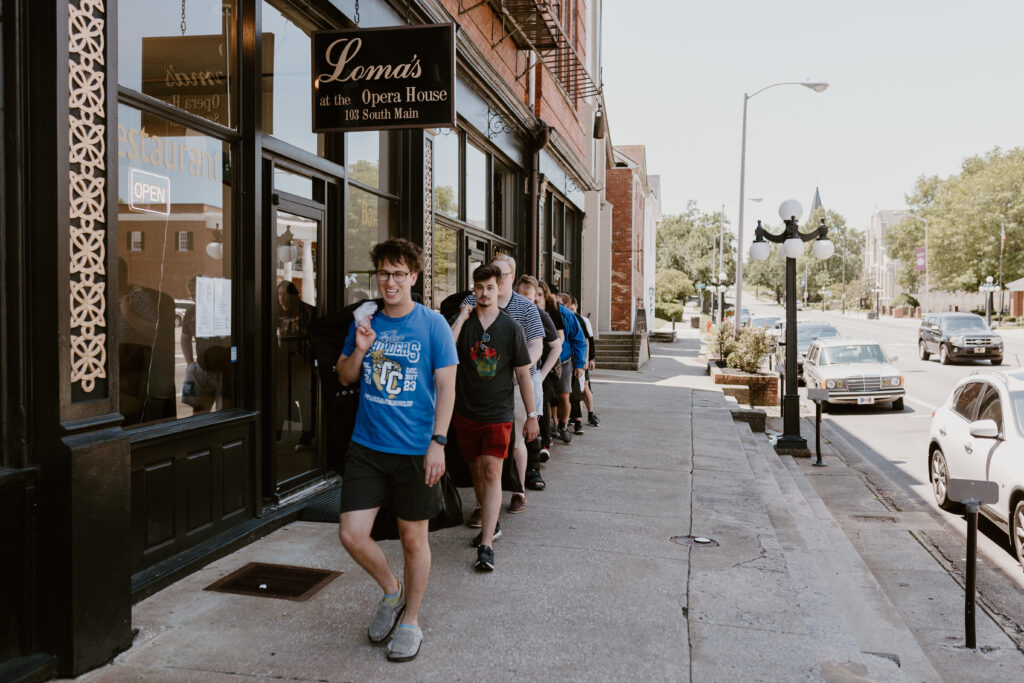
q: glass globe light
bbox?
[749,239,770,261]
[812,238,834,260]
[778,199,803,222]
[783,237,805,259]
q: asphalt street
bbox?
[746,300,1024,590]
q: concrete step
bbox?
[738,425,886,680]
[748,431,941,680]
[595,362,639,371]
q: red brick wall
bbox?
[438,0,586,159]
[607,166,644,331]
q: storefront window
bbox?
[493,163,514,239]
[346,185,397,304]
[119,0,239,129]
[552,198,564,255]
[274,166,314,199]
[262,0,322,155]
[116,105,236,426]
[465,143,487,229]
[433,225,459,307]
[347,131,398,194]
[432,131,459,219]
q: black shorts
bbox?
[340,441,442,521]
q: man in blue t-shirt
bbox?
[335,238,458,663]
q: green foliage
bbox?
[654,301,684,321]
[657,202,735,288]
[655,268,694,303]
[885,147,1024,293]
[893,293,920,308]
[726,327,771,374]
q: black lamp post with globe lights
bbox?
[749,200,834,454]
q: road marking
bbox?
[905,395,937,412]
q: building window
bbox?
[261,0,323,155]
[118,0,239,130]
[465,142,488,229]
[116,104,236,426]
[129,231,145,252]
[345,186,398,305]
[432,225,459,306]
[177,231,193,252]
[347,131,398,195]
[432,130,460,220]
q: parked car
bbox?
[749,315,781,331]
[918,312,1002,365]
[738,308,752,326]
[775,321,841,382]
[174,298,195,327]
[803,338,904,411]
[928,370,1024,570]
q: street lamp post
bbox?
[750,200,834,454]
[982,276,996,328]
[735,80,829,337]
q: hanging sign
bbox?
[311,24,455,132]
[915,247,926,271]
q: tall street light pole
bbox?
[750,200,834,455]
[899,211,929,314]
[735,81,829,338]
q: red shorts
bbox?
[453,412,513,461]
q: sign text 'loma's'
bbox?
[311,24,455,132]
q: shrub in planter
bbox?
[710,321,737,359]
[726,327,771,374]
[655,301,684,322]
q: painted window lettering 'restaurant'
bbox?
[311,24,455,133]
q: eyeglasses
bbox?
[500,270,514,279]
[376,270,410,283]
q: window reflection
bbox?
[347,131,397,194]
[119,0,239,129]
[262,0,323,155]
[433,225,459,306]
[346,185,397,304]
[465,143,487,228]
[432,131,459,219]
[116,105,235,426]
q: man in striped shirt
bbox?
[461,254,544,516]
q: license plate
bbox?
[857,396,874,405]
[974,347,986,354]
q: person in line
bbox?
[335,238,459,663]
[450,265,539,570]
[565,294,599,433]
[535,280,565,448]
[515,275,562,480]
[554,291,587,442]
[460,254,544,517]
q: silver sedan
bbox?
[803,338,905,411]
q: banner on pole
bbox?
[915,247,926,272]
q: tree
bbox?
[656,201,735,289]
[655,268,694,302]
[885,147,1024,293]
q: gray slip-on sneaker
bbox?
[386,625,422,662]
[368,585,405,643]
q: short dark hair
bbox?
[370,238,423,273]
[473,264,502,284]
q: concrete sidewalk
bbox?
[74,330,1023,681]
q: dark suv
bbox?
[918,312,1002,365]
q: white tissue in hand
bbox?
[353,301,378,325]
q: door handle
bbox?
[939,427,946,436]
[964,442,973,454]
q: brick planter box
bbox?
[708,361,779,407]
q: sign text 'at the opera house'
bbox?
[311,24,455,132]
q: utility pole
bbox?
[999,217,1006,319]
[841,231,846,314]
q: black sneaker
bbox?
[588,412,601,427]
[475,544,495,571]
[573,420,584,435]
[557,424,573,443]
[538,447,551,463]
[470,521,501,547]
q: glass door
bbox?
[466,237,488,288]
[270,193,325,495]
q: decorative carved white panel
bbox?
[422,137,433,308]
[68,0,107,394]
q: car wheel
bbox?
[991,357,1003,366]
[918,340,930,361]
[1012,499,1024,572]
[939,344,951,365]
[891,397,904,411]
[930,447,962,512]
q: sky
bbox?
[601,0,1024,254]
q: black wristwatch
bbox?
[430,434,447,446]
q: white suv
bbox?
[928,370,1024,570]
